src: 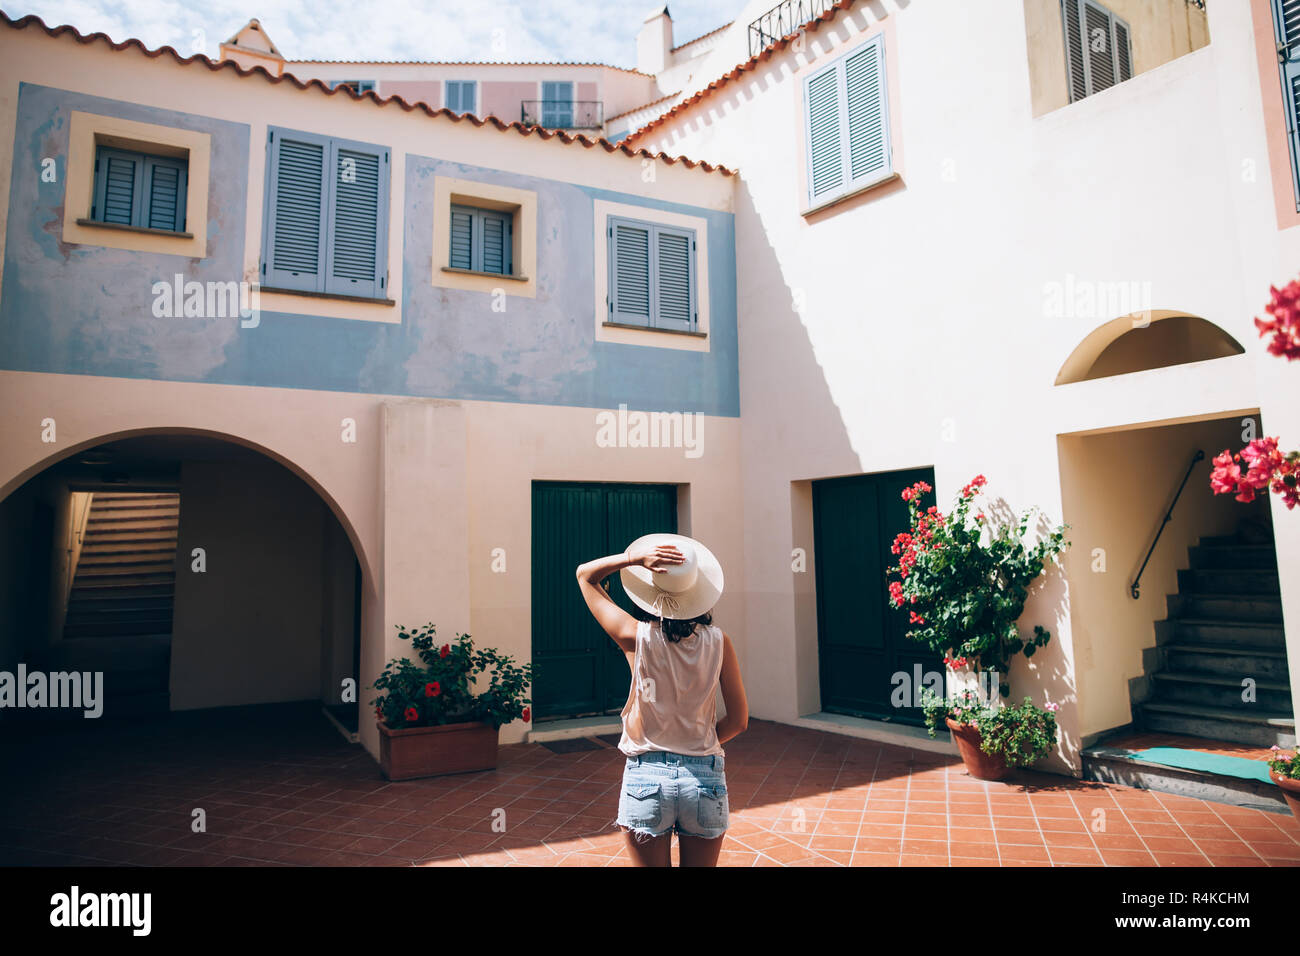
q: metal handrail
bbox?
[519,100,603,130]
[1129,449,1205,599]
[747,0,836,57]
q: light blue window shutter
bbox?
[1276,0,1300,211]
[805,64,845,204]
[144,156,187,232]
[93,147,143,226]
[263,129,330,292]
[449,205,474,270]
[542,81,574,128]
[481,211,511,275]
[609,219,651,325]
[843,36,890,187]
[1061,0,1088,102]
[461,82,477,115]
[447,81,476,114]
[324,139,389,298]
[446,81,461,112]
[653,226,694,331]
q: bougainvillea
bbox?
[1210,280,1300,509]
[1255,279,1300,361]
[885,475,1069,696]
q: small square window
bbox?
[449,204,513,276]
[91,145,188,233]
[446,81,476,115]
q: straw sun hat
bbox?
[620,533,724,621]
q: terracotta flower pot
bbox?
[378,719,499,781]
[946,717,1010,781]
[1270,771,1300,822]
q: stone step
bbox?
[80,539,177,556]
[1163,643,1292,681]
[1149,671,1292,711]
[1178,568,1280,595]
[1187,544,1278,571]
[1166,593,1283,624]
[1082,746,1289,814]
[70,571,175,590]
[1138,701,1295,749]
[76,550,176,567]
[1163,618,1286,651]
[83,526,178,542]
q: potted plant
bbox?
[370,623,534,781]
[920,688,1060,780]
[885,475,1069,699]
[1266,746,1300,820]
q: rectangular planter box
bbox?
[378,719,499,781]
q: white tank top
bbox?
[617,619,725,757]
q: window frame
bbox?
[259,126,392,301]
[605,214,698,333]
[541,80,575,128]
[445,80,477,115]
[801,32,893,210]
[1060,0,1134,103]
[448,203,514,276]
[1271,0,1300,213]
[90,144,189,234]
[328,79,376,94]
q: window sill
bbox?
[440,266,529,282]
[75,218,193,239]
[259,286,396,306]
[800,170,899,217]
[602,321,706,339]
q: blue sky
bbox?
[6,0,734,67]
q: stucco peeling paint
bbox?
[1,85,740,417]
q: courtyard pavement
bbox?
[1,703,1296,867]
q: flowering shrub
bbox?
[1210,438,1299,510]
[919,689,1059,767]
[371,623,533,731]
[885,475,1069,695]
[1267,746,1299,780]
[1210,281,1300,509]
[1255,279,1300,361]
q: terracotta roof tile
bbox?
[286,58,653,76]
[1,12,734,176]
[623,0,856,148]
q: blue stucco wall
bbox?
[0,84,739,417]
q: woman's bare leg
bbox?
[677,832,724,866]
[621,827,672,866]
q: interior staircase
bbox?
[1135,518,1294,750]
[51,490,180,716]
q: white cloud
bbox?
[10,0,734,67]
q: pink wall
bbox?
[481,81,535,122]
[380,80,442,109]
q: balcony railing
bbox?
[520,100,604,130]
[748,0,836,57]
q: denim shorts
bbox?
[616,750,729,841]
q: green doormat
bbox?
[1127,747,1273,783]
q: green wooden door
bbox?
[531,481,677,721]
[812,468,941,725]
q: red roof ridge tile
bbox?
[606,90,684,123]
[0,11,734,177]
[623,0,857,148]
[284,57,654,76]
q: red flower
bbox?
[425,681,441,697]
[521,707,531,722]
[1255,281,1300,361]
[440,644,450,658]
[404,706,419,722]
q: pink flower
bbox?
[1044,701,1059,713]
[1255,280,1300,361]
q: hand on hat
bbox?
[629,543,685,572]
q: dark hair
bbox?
[629,603,713,643]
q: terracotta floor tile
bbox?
[1100,848,1156,866]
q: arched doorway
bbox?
[0,430,367,733]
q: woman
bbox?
[575,533,749,867]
